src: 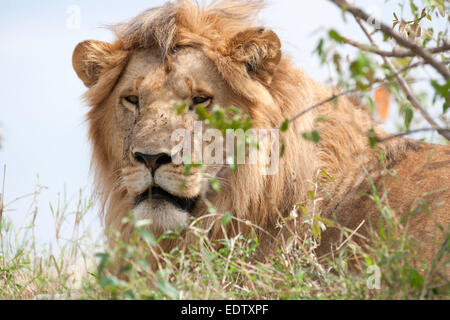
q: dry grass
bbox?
[0,167,448,300]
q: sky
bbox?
[0,0,443,247]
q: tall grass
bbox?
[0,166,448,300]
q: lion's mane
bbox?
[78,0,449,261]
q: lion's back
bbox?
[317,142,450,270]
[384,143,450,259]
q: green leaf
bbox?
[431,80,450,113]
[209,178,221,192]
[368,128,377,148]
[175,103,186,115]
[329,29,344,43]
[124,290,135,300]
[316,216,335,228]
[378,252,407,266]
[221,211,232,226]
[404,108,414,130]
[314,38,324,57]
[137,229,157,246]
[307,190,316,200]
[302,130,321,143]
[281,118,290,132]
[403,264,424,289]
[154,279,180,299]
[195,105,212,120]
[135,219,152,228]
[184,163,192,177]
[99,275,120,289]
[95,253,110,276]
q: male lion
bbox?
[72,0,449,269]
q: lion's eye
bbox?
[123,95,139,107]
[191,96,212,110]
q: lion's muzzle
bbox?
[135,186,198,212]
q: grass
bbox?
[0,166,448,300]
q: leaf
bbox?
[124,290,135,300]
[195,105,212,121]
[99,275,120,289]
[281,118,290,132]
[368,128,377,148]
[431,79,450,113]
[329,29,344,43]
[316,216,336,228]
[95,253,110,276]
[221,211,232,226]
[374,87,391,122]
[137,229,157,246]
[155,279,180,299]
[312,220,322,241]
[135,219,152,228]
[184,163,192,177]
[404,107,414,130]
[209,178,221,192]
[378,252,407,266]
[302,130,321,143]
[403,264,424,289]
[175,103,186,115]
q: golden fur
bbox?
[72,0,449,267]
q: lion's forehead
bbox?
[121,48,219,98]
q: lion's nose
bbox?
[133,152,172,173]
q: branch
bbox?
[341,36,450,58]
[356,19,450,140]
[275,89,357,130]
[374,128,450,143]
[329,0,450,80]
[354,17,450,140]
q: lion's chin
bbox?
[133,198,190,231]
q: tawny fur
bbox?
[72,0,449,270]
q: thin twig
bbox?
[341,36,450,58]
[375,128,450,143]
[329,0,450,80]
[275,89,357,130]
[354,16,450,140]
[336,220,366,251]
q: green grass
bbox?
[0,171,448,300]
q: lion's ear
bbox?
[227,27,282,84]
[72,40,116,88]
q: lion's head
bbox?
[72,0,323,241]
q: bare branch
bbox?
[275,89,357,130]
[360,18,449,139]
[341,36,450,58]
[353,17,450,140]
[329,0,450,80]
[374,128,450,143]
[392,61,424,77]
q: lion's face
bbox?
[106,47,245,230]
[73,2,285,236]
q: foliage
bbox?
[0,175,448,300]
[317,0,449,141]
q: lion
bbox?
[72,0,449,270]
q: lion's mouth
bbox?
[135,187,198,213]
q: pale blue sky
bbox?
[0,0,443,246]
